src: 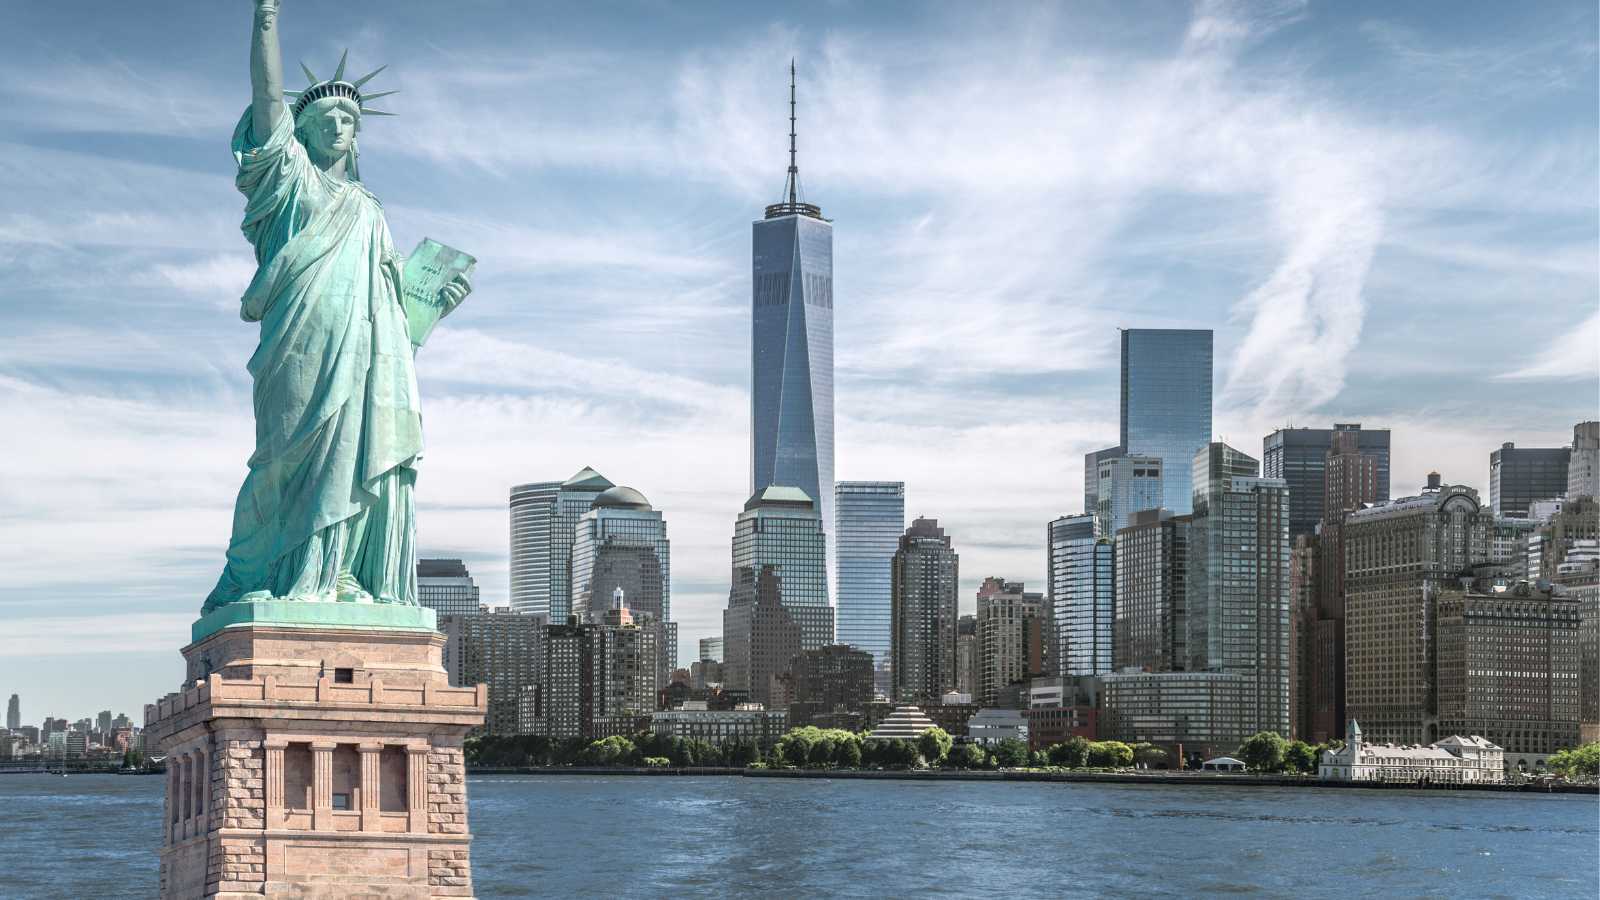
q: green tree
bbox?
[1131,743,1167,769]
[580,735,636,766]
[879,738,920,769]
[1087,741,1133,768]
[833,736,863,769]
[808,736,836,768]
[1283,740,1318,774]
[121,748,145,769]
[1048,736,1091,768]
[1547,742,1600,779]
[642,756,670,767]
[994,738,1029,768]
[949,743,987,769]
[1238,731,1289,773]
[1029,750,1049,768]
[917,727,953,767]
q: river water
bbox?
[0,774,1593,897]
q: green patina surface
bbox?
[192,600,437,644]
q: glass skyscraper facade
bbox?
[729,486,833,650]
[508,467,614,621]
[1094,454,1164,539]
[834,481,905,692]
[1048,514,1115,676]
[1120,329,1212,516]
[751,184,834,605]
[569,486,674,681]
[417,558,481,617]
[1489,443,1571,517]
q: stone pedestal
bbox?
[145,606,485,899]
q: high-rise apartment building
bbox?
[1094,455,1164,539]
[1569,421,1600,499]
[6,693,17,731]
[1262,424,1391,540]
[1187,442,1290,737]
[954,614,978,697]
[530,608,659,740]
[1113,508,1188,673]
[1120,329,1212,516]
[440,608,546,736]
[509,467,614,620]
[417,558,481,617]
[1048,514,1115,676]
[1434,578,1581,766]
[730,486,832,650]
[834,481,905,694]
[752,68,834,603]
[722,565,803,709]
[975,577,1047,706]
[788,644,875,728]
[1343,476,1492,744]
[1490,442,1570,517]
[890,518,959,703]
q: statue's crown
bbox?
[285,50,396,119]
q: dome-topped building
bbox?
[593,485,652,510]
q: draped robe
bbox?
[204,107,422,613]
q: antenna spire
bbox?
[787,59,799,206]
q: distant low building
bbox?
[650,702,787,749]
[1024,676,1099,751]
[967,708,1028,746]
[1318,720,1504,784]
[865,706,939,742]
[1100,671,1254,762]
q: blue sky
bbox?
[1,1,1595,721]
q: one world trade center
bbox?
[750,63,834,604]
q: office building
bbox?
[699,637,723,663]
[1100,671,1255,762]
[967,708,1029,746]
[6,694,17,731]
[730,486,832,650]
[1188,442,1291,737]
[440,608,545,736]
[1120,329,1212,516]
[509,466,614,620]
[975,578,1047,706]
[752,69,835,603]
[417,558,481,617]
[1490,442,1570,517]
[529,605,659,740]
[1434,578,1581,769]
[723,566,804,709]
[1048,514,1114,677]
[955,614,978,697]
[651,702,788,749]
[1094,455,1164,539]
[1113,508,1188,673]
[1569,421,1600,499]
[1343,476,1493,745]
[569,484,674,679]
[788,644,875,728]
[1262,424,1391,540]
[834,481,905,694]
[1083,445,1124,526]
[891,518,960,703]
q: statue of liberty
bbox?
[204,0,474,614]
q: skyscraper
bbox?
[723,565,803,708]
[975,577,1047,706]
[7,693,19,731]
[1188,442,1291,737]
[1568,421,1600,499]
[508,467,614,620]
[569,484,674,681]
[891,518,959,703]
[1343,476,1492,744]
[1120,329,1212,516]
[439,608,545,736]
[730,486,832,650]
[834,481,905,693]
[1490,442,1571,517]
[751,66,835,602]
[1113,508,1189,674]
[1047,514,1115,676]
[1093,454,1164,539]
[417,558,481,617]
[1262,424,1391,540]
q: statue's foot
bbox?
[335,573,374,604]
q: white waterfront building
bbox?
[1318,720,1504,784]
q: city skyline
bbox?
[2,0,1596,715]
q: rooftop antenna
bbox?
[787,59,799,205]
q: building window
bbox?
[284,743,313,812]
[334,668,355,684]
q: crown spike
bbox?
[358,108,396,117]
[351,65,388,90]
[283,90,303,99]
[359,90,399,102]
[300,61,318,85]
[333,49,349,82]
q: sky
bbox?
[0,0,1595,722]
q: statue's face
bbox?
[301,99,358,162]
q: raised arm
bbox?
[250,0,286,139]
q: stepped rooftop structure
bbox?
[865,705,939,741]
